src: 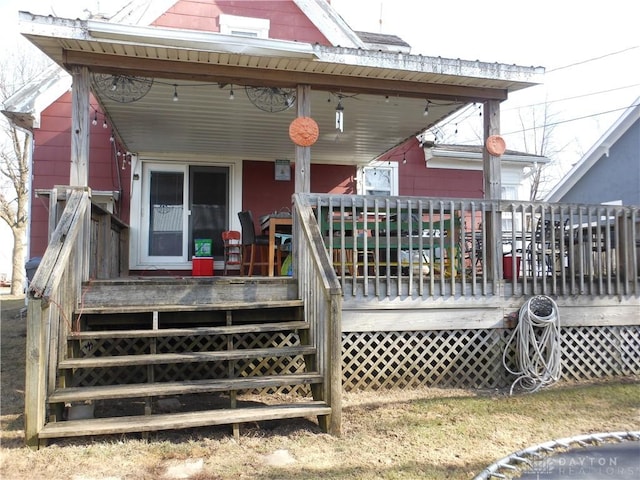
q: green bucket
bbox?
[194,238,212,257]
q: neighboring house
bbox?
[3,0,543,275]
[545,97,640,206]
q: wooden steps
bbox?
[35,283,331,443]
[39,402,331,439]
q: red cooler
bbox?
[192,257,214,276]
[503,254,521,280]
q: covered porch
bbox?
[18,11,544,277]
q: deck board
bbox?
[70,320,309,339]
[78,299,303,315]
[38,402,331,438]
[58,345,316,368]
[48,374,324,402]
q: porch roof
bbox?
[19,11,544,164]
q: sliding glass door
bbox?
[140,163,230,266]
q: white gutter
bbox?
[430,148,550,164]
[19,12,317,59]
[86,18,318,58]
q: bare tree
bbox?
[516,100,570,201]
[0,37,53,295]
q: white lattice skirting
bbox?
[342,326,640,391]
[73,326,640,393]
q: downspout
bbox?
[15,124,34,297]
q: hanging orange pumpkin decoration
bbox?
[485,135,506,156]
[289,117,319,147]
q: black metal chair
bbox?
[237,210,270,276]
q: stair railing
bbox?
[292,193,343,436]
[24,187,92,447]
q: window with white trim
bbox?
[219,14,270,38]
[359,163,399,196]
[501,185,521,233]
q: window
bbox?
[501,185,521,234]
[359,163,399,196]
[219,14,270,38]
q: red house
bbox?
[6,0,543,275]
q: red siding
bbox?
[242,160,355,221]
[381,139,484,199]
[152,0,331,45]
[29,92,131,257]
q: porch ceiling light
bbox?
[335,98,344,132]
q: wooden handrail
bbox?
[25,188,91,447]
[292,194,342,436]
[29,189,91,301]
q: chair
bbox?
[221,230,242,275]
[237,211,270,276]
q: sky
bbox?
[1,0,639,278]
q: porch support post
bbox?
[70,66,91,186]
[295,84,311,194]
[483,99,503,282]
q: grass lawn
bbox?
[1,296,639,479]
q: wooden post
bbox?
[47,188,58,242]
[483,99,503,282]
[295,85,311,194]
[25,299,48,448]
[327,292,342,436]
[70,66,91,186]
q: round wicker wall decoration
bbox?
[289,117,319,147]
[486,135,506,156]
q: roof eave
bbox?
[19,11,544,94]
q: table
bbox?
[260,215,293,276]
[319,211,462,277]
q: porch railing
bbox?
[292,194,342,435]
[25,187,129,447]
[302,193,639,300]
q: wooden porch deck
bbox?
[23,188,639,447]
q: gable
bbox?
[550,119,640,206]
[151,0,331,45]
[545,98,640,204]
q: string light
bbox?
[423,100,430,117]
[173,84,179,102]
[90,106,109,129]
[229,84,234,100]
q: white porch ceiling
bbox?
[99,79,464,164]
